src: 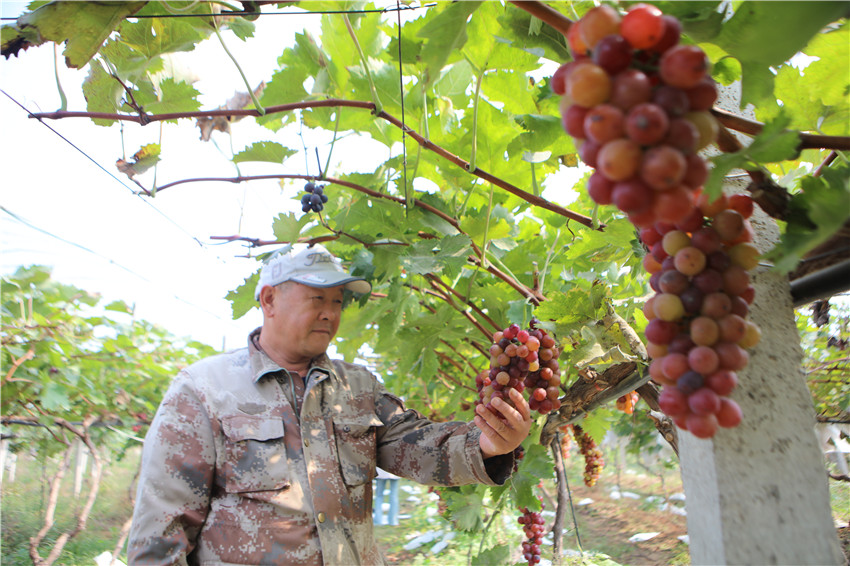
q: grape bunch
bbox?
[518,499,545,565]
[301,181,328,213]
[645,195,759,437]
[476,320,562,416]
[572,424,604,487]
[616,390,640,415]
[552,3,762,438]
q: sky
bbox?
[0,2,577,351]
[0,2,385,350]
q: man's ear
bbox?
[258,285,275,315]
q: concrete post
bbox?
[678,83,844,565]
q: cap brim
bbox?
[290,273,372,295]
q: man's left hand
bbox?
[474,386,532,459]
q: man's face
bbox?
[267,282,344,361]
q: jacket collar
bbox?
[247,327,335,384]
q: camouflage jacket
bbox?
[128,329,514,565]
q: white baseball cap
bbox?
[254,243,371,300]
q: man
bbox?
[128,243,531,565]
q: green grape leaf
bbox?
[10,1,146,68]
[82,59,124,126]
[233,141,297,164]
[744,113,800,163]
[271,212,311,242]
[417,1,482,87]
[472,545,511,566]
[767,164,850,273]
[511,443,552,511]
[104,300,133,314]
[40,381,71,411]
[444,488,485,531]
[226,272,260,319]
[144,78,201,117]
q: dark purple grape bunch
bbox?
[301,181,328,213]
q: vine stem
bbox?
[211,4,265,115]
[553,433,583,554]
[343,14,382,115]
[26,99,598,229]
[508,0,573,35]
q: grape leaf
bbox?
[116,144,161,179]
[9,1,146,67]
[443,488,485,531]
[511,443,552,511]
[40,381,70,411]
[472,545,511,566]
[144,78,201,117]
[82,60,124,126]
[233,141,297,165]
[417,1,482,88]
[226,272,260,319]
[271,212,311,242]
[766,163,850,273]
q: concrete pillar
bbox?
[678,83,844,565]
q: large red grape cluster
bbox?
[518,497,546,565]
[477,320,562,416]
[553,3,762,439]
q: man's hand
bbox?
[474,387,532,459]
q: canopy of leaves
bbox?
[1,265,215,444]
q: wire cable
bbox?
[1,205,231,322]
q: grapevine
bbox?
[554,3,762,439]
[477,319,562,416]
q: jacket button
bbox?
[304,438,310,448]
[343,425,351,432]
[317,512,326,523]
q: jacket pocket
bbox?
[333,413,382,486]
[221,415,290,493]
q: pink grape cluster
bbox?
[477,320,562,416]
[572,424,604,487]
[554,3,719,228]
[553,4,763,438]
[644,194,761,438]
[518,498,546,565]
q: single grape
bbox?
[690,316,720,346]
[684,78,719,111]
[686,412,719,438]
[688,345,720,375]
[562,104,589,138]
[663,118,698,154]
[660,45,710,89]
[626,103,670,145]
[654,186,695,225]
[567,63,612,108]
[689,387,721,416]
[579,5,622,49]
[641,146,687,192]
[652,85,690,118]
[584,104,626,144]
[598,139,642,182]
[593,34,633,74]
[716,398,742,428]
[610,69,653,111]
[682,153,709,189]
[706,369,738,396]
[649,15,682,54]
[620,3,664,49]
[612,179,654,213]
[685,111,720,150]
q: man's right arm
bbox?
[128,372,216,565]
